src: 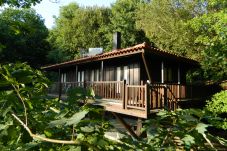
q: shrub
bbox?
[206,91,227,130]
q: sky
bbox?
[33,0,116,29]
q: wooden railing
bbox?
[48,82,84,95]
[148,83,185,111]
[125,85,146,110]
[48,81,197,118]
[86,81,124,100]
[48,81,124,101]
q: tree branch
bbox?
[202,133,214,148]
[12,113,100,151]
[12,84,28,126]
[12,113,76,144]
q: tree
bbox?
[109,0,149,49]
[188,1,227,81]
[136,0,227,81]
[136,0,205,56]
[48,3,111,61]
[0,0,41,8]
[0,8,50,68]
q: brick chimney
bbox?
[113,32,121,50]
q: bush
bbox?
[206,91,227,130]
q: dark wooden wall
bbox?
[58,52,190,85]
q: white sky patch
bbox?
[32,0,116,29]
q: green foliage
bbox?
[0,0,41,8]
[0,8,50,67]
[143,109,226,150]
[108,0,149,50]
[0,63,49,150]
[136,0,199,55]
[48,0,150,62]
[48,3,111,61]
[0,64,227,150]
[206,91,227,130]
[136,0,227,81]
[188,6,227,81]
[0,63,124,150]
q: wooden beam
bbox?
[58,68,62,100]
[101,61,104,81]
[112,112,139,140]
[141,52,152,82]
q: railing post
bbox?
[145,83,150,118]
[84,80,87,89]
[123,80,126,109]
[164,84,168,110]
[58,82,62,100]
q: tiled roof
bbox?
[42,42,198,70]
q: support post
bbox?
[123,80,126,109]
[136,118,143,137]
[84,80,87,89]
[101,61,104,81]
[145,83,150,118]
[177,65,180,84]
[161,61,164,83]
[75,65,78,83]
[177,65,180,100]
[141,52,152,82]
[164,85,168,110]
[58,69,62,100]
[112,112,139,140]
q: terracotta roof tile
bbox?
[42,42,198,70]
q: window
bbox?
[90,70,94,81]
[81,71,84,82]
[94,69,99,81]
[77,71,84,82]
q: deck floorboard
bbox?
[48,94,159,118]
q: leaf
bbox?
[0,124,9,131]
[25,99,33,109]
[68,146,81,151]
[196,123,208,134]
[182,134,195,149]
[80,126,94,133]
[97,139,108,147]
[217,137,227,146]
[2,105,12,117]
[48,118,68,128]
[65,110,88,126]
[156,110,167,117]
[24,142,40,150]
[50,107,60,114]
[55,109,69,119]
[44,130,52,137]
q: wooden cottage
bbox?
[43,42,199,119]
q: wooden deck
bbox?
[48,94,159,118]
[48,81,203,119]
[93,99,159,118]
